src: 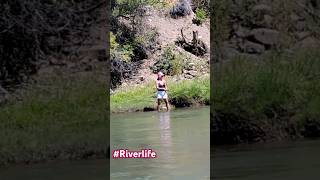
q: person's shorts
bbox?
[157,90,168,99]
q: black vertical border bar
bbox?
[105,0,111,176]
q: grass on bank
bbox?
[212,49,320,143]
[0,70,108,165]
[111,76,210,113]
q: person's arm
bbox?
[156,81,159,91]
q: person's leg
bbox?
[165,99,170,111]
[157,99,161,112]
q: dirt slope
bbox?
[119,7,210,89]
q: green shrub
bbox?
[170,77,210,107]
[112,0,166,17]
[134,27,159,51]
[110,32,134,62]
[212,49,320,127]
[193,8,207,25]
[151,45,186,76]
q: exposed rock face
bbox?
[248,28,280,46]
[218,0,320,61]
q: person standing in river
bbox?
[156,71,170,111]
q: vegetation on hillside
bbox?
[212,49,320,144]
[211,0,320,144]
[111,0,210,88]
[110,0,163,88]
[193,7,208,25]
[151,45,186,76]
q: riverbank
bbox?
[111,76,210,113]
[212,50,320,145]
[0,68,108,166]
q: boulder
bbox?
[249,28,280,46]
[242,41,265,54]
[296,31,311,40]
[186,62,196,70]
[294,36,320,49]
[186,70,197,77]
[252,4,272,15]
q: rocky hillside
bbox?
[111,0,210,90]
[0,0,107,104]
[211,0,320,145]
[214,0,320,62]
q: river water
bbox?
[0,159,109,180]
[110,107,210,180]
[3,106,319,179]
[213,139,320,180]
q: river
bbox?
[0,107,209,180]
[111,107,210,179]
[0,159,109,180]
[3,106,318,179]
[213,139,320,180]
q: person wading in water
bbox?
[156,71,170,111]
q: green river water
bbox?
[111,107,210,180]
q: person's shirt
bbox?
[156,79,166,91]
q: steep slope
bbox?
[118,6,210,89]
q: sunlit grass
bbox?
[111,76,210,112]
[212,49,320,142]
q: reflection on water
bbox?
[213,139,320,180]
[111,107,210,180]
[159,112,172,161]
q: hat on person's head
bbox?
[157,71,164,77]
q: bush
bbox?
[112,0,165,18]
[212,50,320,143]
[193,8,207,25]
[192,0,210,12]
[134,27,160,52]
[111,57,136,89]
[170,77,210,107]
[111,1,162,88]
[170,0,193,18]
[110,32,134,62]
[151,46,186,76]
